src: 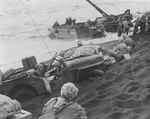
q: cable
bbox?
[19,47,26,57]
[19,0,52,58]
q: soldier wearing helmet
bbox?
[39,82,87,119]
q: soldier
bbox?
[39,82,87,119]
[77,40,83,47]
[122,18,130,35]
[125,9,133,20]
[123,36,135,50]
[52,20,60,28]
[140,14,146,34]
[68,16,72,25]
[86,19,92,27]
[0,69,2,85]
[146,14,150,32]
[117,17,123,37]
[96,18,106,37]
[85,19,92,35]
[124,9,133,27]
[65,17,72,25]
[65,18,69,25]
[97,23,106,37]
[132,17,141,35]
[72,18,76,26]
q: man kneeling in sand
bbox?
[39,82,87,119]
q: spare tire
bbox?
[10,85,38,103]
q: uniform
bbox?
[140,15,146,34]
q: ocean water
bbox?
[0,0,150,71]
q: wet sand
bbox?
[22,33,150,119]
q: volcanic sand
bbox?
[22,33,150,119]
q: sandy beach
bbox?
[1,0,150,119]
[21,33,150,119]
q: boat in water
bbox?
[48,0,133,40]
[48,19,105,40]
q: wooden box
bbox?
[21,56,37,71]
[12,110,32,119]
[27,56,37,69]
[22,58,29,71]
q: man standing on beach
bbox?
[140,14,146,34]
[117,17,123,37]
[133,17,141,35]
[146,14,150,32]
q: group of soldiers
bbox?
[117,10,150,37]
[65,16,76,26]
[85,18,106,37]
[84,9,134,38]
[117,9,133,37]
[52,16,76,28]
[52,10,150,39]
[133,12,150,35]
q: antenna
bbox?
[19,0,52,57]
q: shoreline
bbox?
[0,37,120,72]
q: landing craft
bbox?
[48,0,133,40]
[48,19,104,40]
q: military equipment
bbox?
[49,0,131,39]
[49,21,103,40]
[86,0,129,32]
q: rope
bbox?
[19,0,52,58]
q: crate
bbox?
[12,110,32,119]
[22,58,29,71]
[22,56,37,71]
[27,56,37,69]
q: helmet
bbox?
[121,33,128,40]
[125,9,130,14]
[61,82,78,101]
[77,40,83,47]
